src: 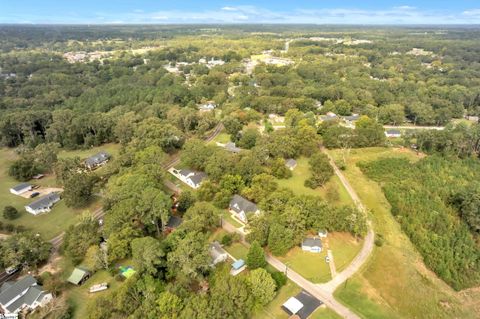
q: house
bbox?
[198,102,216,112]
[25,192,60,215]
[0,275,52,315]
[301,237,322,253]
[209,241,228,266]
[170,168,207,189]
[385,129,401,138]
[224,142,241,153]
[320,112,338,122]
[67,267,90,286]
[10,183,32,196]
[318,230,328,238]
[85,151,110,170]
[285,158,297,170]
[282,290,323,319]
[229,195,259,223]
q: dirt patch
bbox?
[37,255,62,275]
[20,187,63,199]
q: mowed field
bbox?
[327,147,480,319]
[276,157,353,207]
[0,144,120,239]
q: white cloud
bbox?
[394,6,416,10]
[221,6,238,11]
[462,9,480,16]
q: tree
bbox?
[237,128,259,149]
[157,291,183,319]
[8,156,39,181]
[378,104,405,125]
[63,172,96,208]
[3,206,19,220]
[0,232,51,269]
[131,237,165,276]
[177,190,195,213]
[62,214,100,264]
[53,157,81,185]
[246,241,266,269]
[269,158,292,179]
[182,202,220,232]
[267,223,294,256]
[167,231,210,281]
[246,268,276,306]
[223,116,243,139]
[34,142,60,172]
[305,152,333,188]
[242,173,278,203]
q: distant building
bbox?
[301,237,322,253]
[320,112,338,122]
[0,275,53,315]
[198,102,217,112]
[224,142,241,153]
[285,159,297,170]
[318,230,328,238]
[25,192,60,215]
[165,216,183,232]
[385,129,401,138]
[85,151,110,170]
[209,241,228,266]
[10,183,32,196]
[170,168,207,189]
[229,195,259,223]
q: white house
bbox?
[229,195,259,223]
[169,168,207,189]
[209,241,228,266]
[198,102,216,112]
[285,159,297,170]
[0,275,52,315]
[385,129,401,138]
[301,237,322,253]
[318,230,328,238]
[9,183,32,196]
[25,192,60,215]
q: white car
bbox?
[5,266,18,275]
[325,256,330,263]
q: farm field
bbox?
[328,147,479,319]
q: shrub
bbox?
[270,271,287,290]
[221,234,233,246]
[3,206,19,220]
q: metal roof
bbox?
[229,195,258,214]
[26,192,60,211]
[10,183,31,192]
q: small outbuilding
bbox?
[301,237,322,253]
[318,230,328,238]
[282,290,323,319]
[67,267,90,286]
[385,129,401,138]
[285,158,297,170]
[10,183,32,196]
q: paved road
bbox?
[383,125,444,130]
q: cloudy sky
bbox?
[1,0,480,24]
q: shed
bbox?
[385,129,401,138]
[10,183,32,196]
[285,158,297,170]
[67,268,90,286]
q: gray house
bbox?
[301,237,322,253]
[25,192,60,215]
[209,241,228,266]
[229,195,259,223]
[85,151,110,169]
[0,275,52,315]
[173,169,207,189]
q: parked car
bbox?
[30,192,40,198]
[325,256,330,263]
[5,266,19,275]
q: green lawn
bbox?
[220,211,243,228]
[328,147,477,319]
[224,242,249,260]
[208,132,231,145]
[327,232,363,273]
[67,270,121,319]
[311,307,343,319]
[276,157,352,207]
[0,145,112,239]
[253,279,302,319]
[277,247,331,283]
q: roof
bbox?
[231,259,245,270]
[67,268,89,285]
[229,195,258,214]
[386,129,401,135]
[293,290,323,319]
[224,142,241,153]
[302,238,322,248]
[343,114,360,121]
[283,297,303,315]
[285,158,297,168]
[166,216,183,229]
[209,241,227,261]
[85,151,110,167]
[320,115,337,121]
[10,183,31,192]
[0,275,39,309]
[178,169,207,185]
[26,192,60,211]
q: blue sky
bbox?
[1,1,480,24]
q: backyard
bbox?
[276,157,352,207]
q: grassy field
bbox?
[220,211,244,228]
[207,132,231,145]
[277,247,331,283]
[0,145,116,239]
[327,232,363,273]
[327,147,479,319]
[58,143,121,160]
[225,242,249,260]
[311,307,343,319]
[276,157,352,207]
